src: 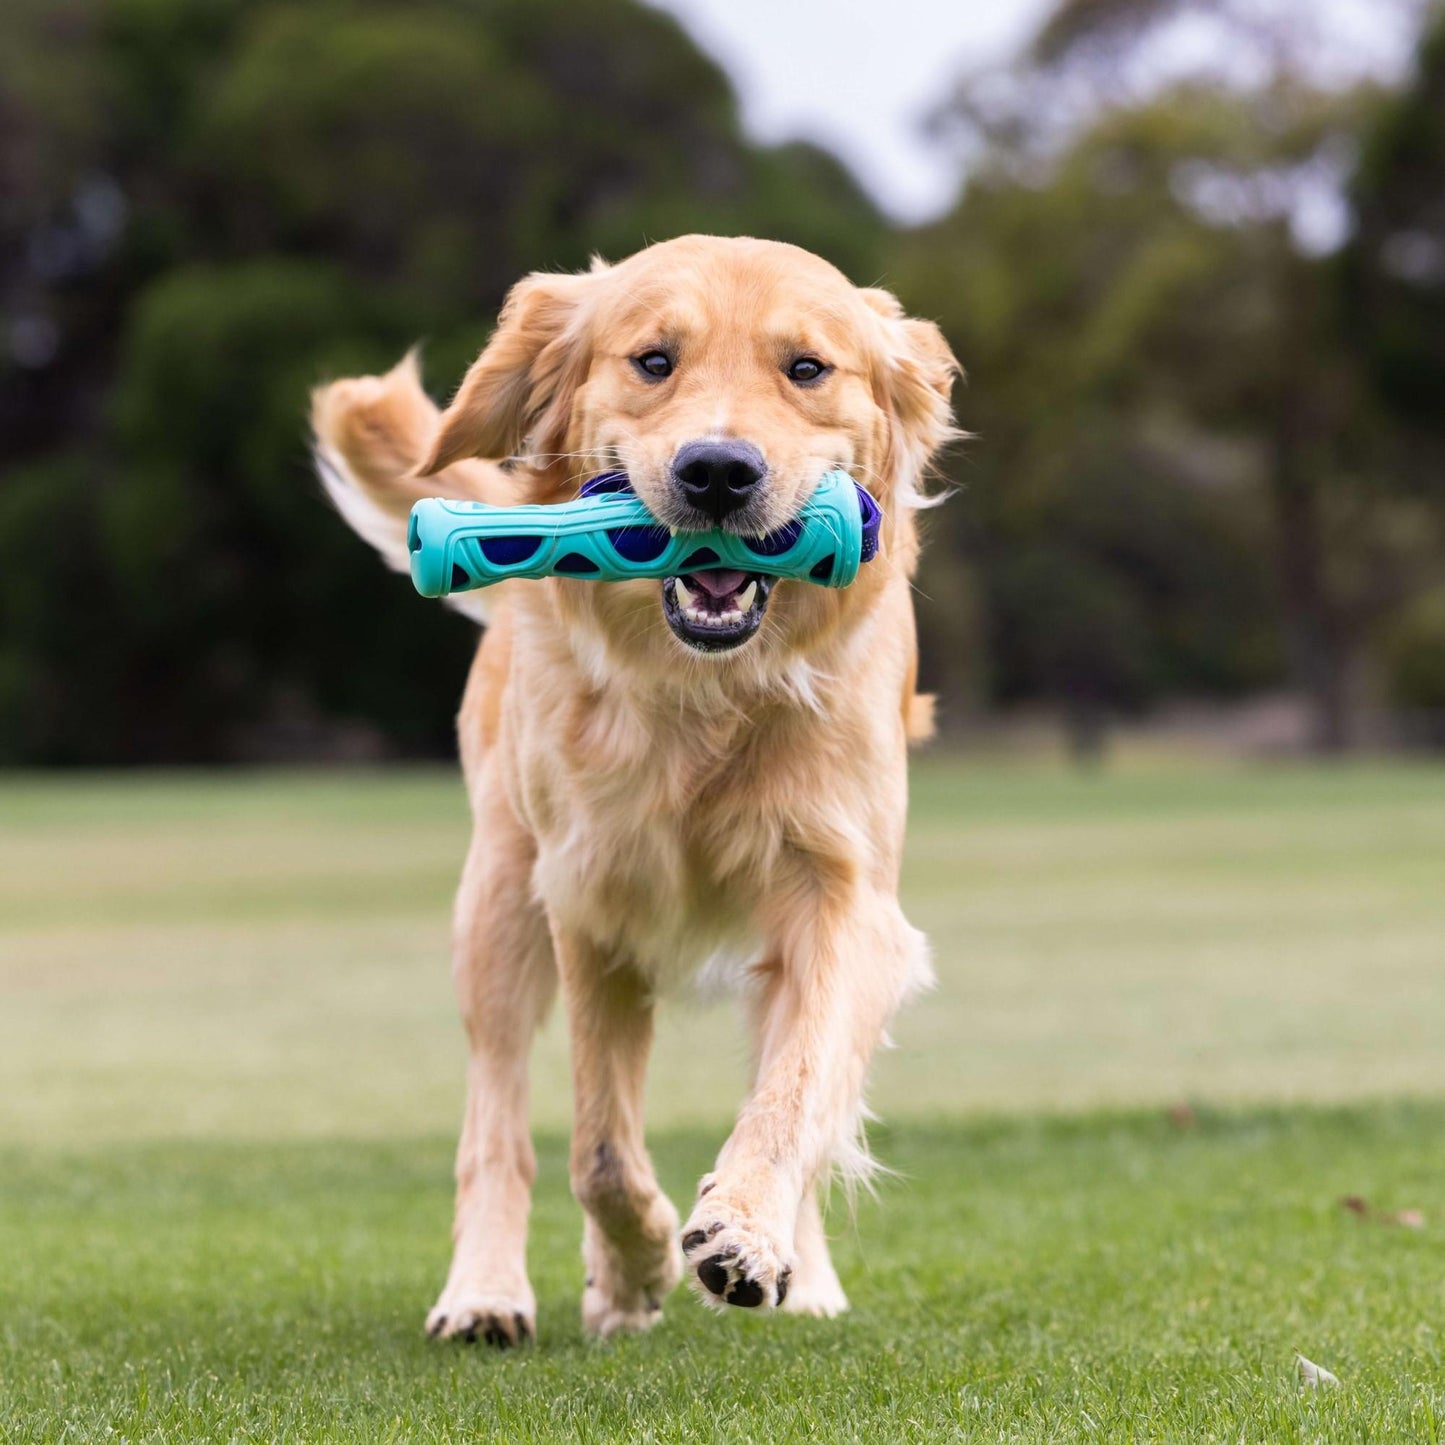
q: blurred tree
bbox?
[0,0,884,763]
[4,0,1442,764]
[908,0,1442,752]
[1344,9,1445,449]
[1344,10,1445,727]
[1385,585,1445,721]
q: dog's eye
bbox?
[634,351,673,380]
[786,356,827,384]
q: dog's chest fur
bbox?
[520,680,807,983]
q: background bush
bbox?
[3,0,1443,762]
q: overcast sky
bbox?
[644,0,1425,223]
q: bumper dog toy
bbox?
[407,469,880,599]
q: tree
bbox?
[0,0,885,762]
[1344,11,1445,732]
[907,0,1441,750]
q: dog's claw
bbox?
[426,1296,535,1347]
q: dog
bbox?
[311,234,959,1343]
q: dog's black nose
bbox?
[672,440,766,521]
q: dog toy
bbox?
[407,469,880,598]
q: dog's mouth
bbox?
[661,569,774,653]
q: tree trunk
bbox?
[1270,252,1352,753]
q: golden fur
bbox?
[312,235,959,1341]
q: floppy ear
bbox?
[858,287,962,472]
[418,269,599,475]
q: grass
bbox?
[2,757,1444,1440]
[4,758,1445,1144]
[3,1110,1443,1442]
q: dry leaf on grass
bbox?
[1296,1353,1340,1390]
[1339,1195,1426,1228]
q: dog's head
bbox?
[419,236,958,667]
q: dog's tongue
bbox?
[686,568,748,600]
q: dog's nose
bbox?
[672,440,766,521]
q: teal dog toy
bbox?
[406,469,881,598]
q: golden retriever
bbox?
[310,234,958,1344]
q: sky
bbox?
[644,0,1056,221]
[644,0,1426,224]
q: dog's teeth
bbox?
[736,582,757,613]
[679,597,750,631]
[675,578,697,609]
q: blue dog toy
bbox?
[407,470,880,599]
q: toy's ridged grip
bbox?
[407,470,879,597]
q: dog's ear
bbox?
[418,269,600,475]
[859,287,962,470]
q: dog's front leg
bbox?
[681,891,927,1311]
[554,931,684,1337]
[427,791,555,1347]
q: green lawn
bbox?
[2,758,1444,1440]
[3,1111,1443,1442]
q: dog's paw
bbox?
[680,1206,794,1310]
[425,1291,535,1348]
[580,1210,684,1340]
[582,1280,668,1339]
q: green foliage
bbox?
[901,93,1297,722]
[4,0,1445,759]
[903,52,1445,743]
[0,0,884,762]
[0,455,128,764]
[1345,14,1445,441]
[1384,584,1445,713]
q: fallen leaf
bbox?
[1388,1208,1425,1229]
[1296,1352,1340,1390]
[1339,1196,1426,1228]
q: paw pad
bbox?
[691,1244,781,1308]
[700,1250,765,1306]
[681,1202,793,1311]
[681,1224,719,1253]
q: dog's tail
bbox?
[310,351,507,626]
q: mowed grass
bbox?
[4,1111,1445,1442]
[4,758,1445,1142]
[2,757,1445,1440]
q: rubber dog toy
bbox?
[407,470,880,598]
